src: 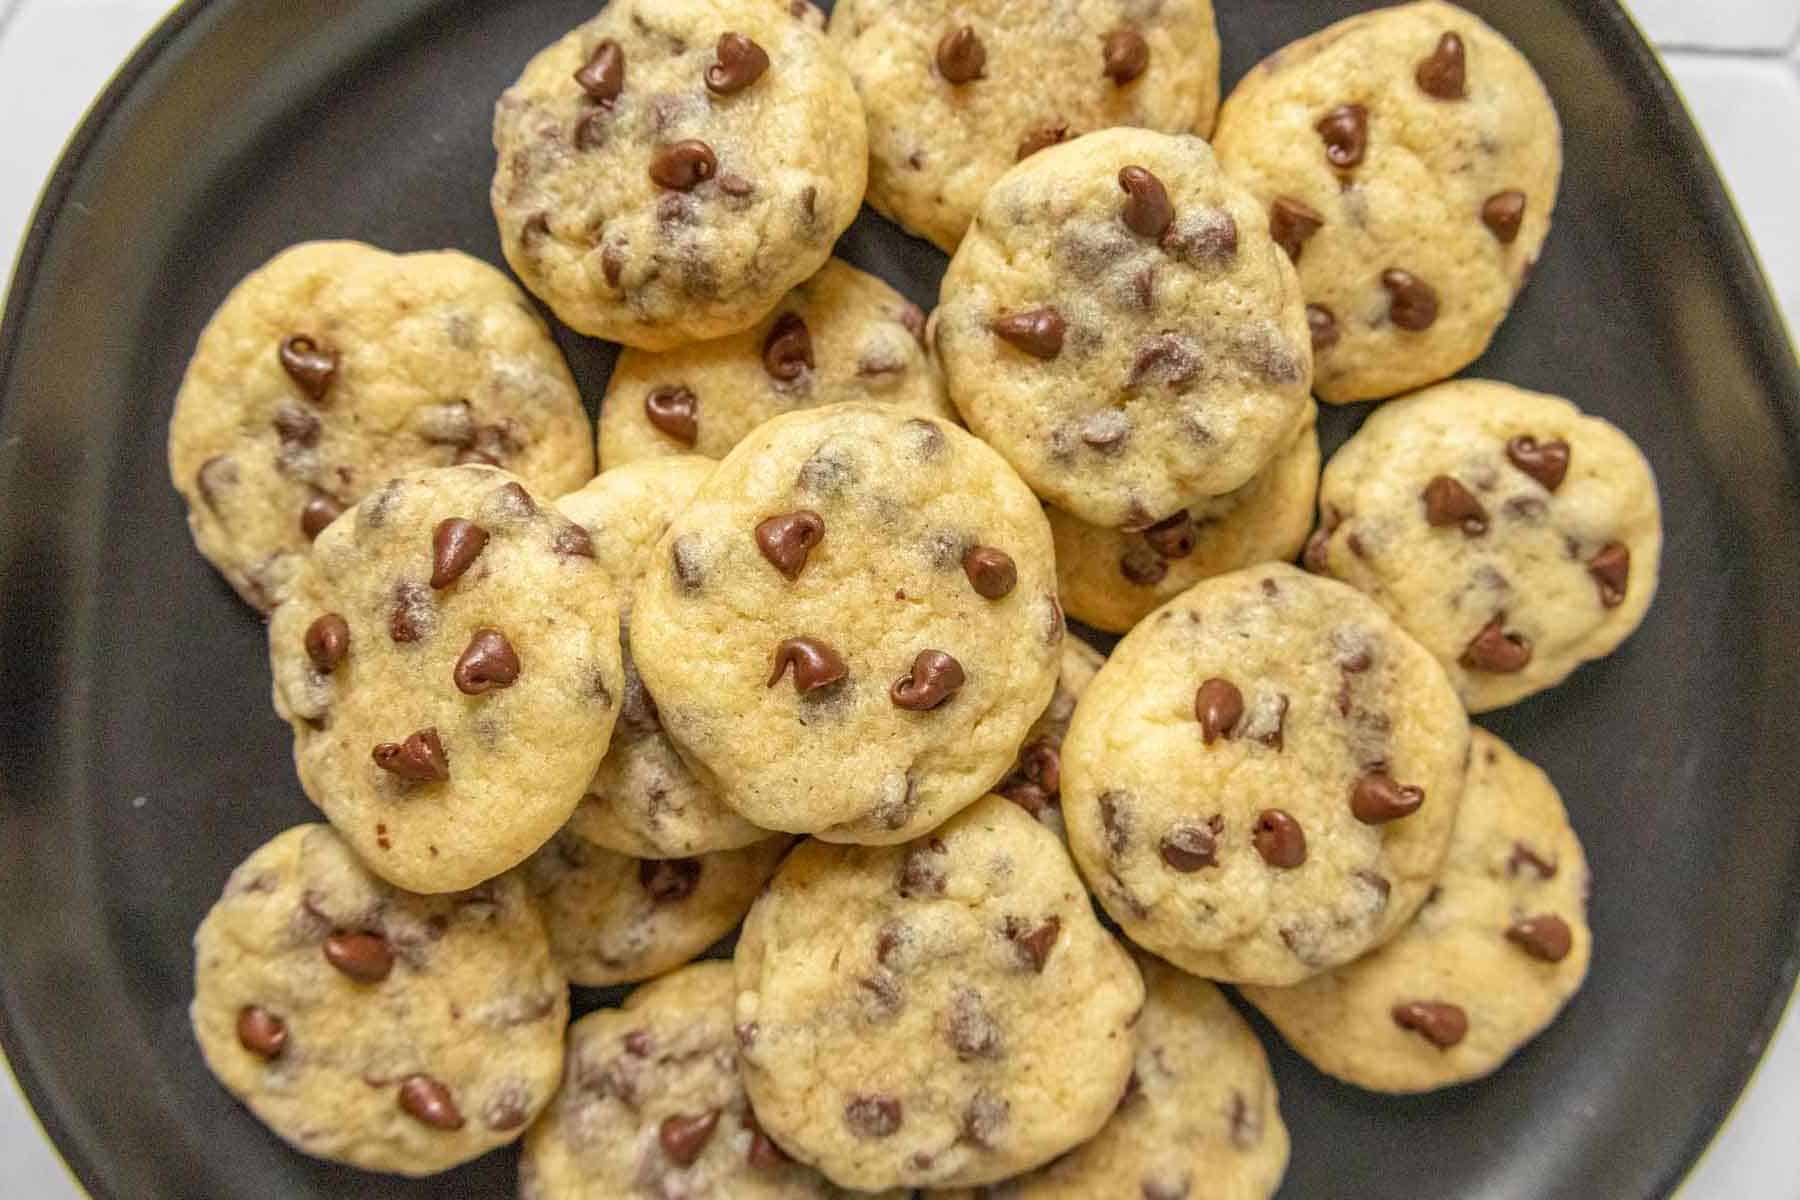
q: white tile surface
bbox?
[1,2,1797,1199]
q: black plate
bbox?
[2,1,1798,1197]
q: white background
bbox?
[1,0,1797,1196]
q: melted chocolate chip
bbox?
[388,581,434,644]
[845,1094,903,1138]
[962,1089,1009,1148]
[1159,817,1221,871]
[637,858,704,905]
[453,629,521,695]
[899,837,948,897]
[1006,915,1061,972]
[1103,29,1149,84]
[947,987,1004,1059]
[1017,124,1073,160]
[1316,104,1368,168]
[398,1074,465,1130]
[300,493,344,541]
[1483,190,1526,243]
[1422,475,1489,535]
[762,312,813,381]
[575,40,624,105]
[747,1119,788,1169]
[304,613,350,673]
[324,931,393,983]
[962,546,1017,598]
[659,1110,721,1165]
[1589,541,1630,607]
[575,109,609,151]
[991,307,1065,359]
[1392,1001,1468,1048]
[430,518,488,589]
[279,336,338,402]
[645,386,699,445]
[372,728,449,783]
[1461,615,1532,672]
[767,637,847,692]
[936,26,986,83]
[649,140,717,191]
[705,33,768,94]
[1307,304,1341,352]
[554,524,595,559]
[1509,841,1558,879]
[755,510,825,581]
[1194,677,1244,744]
[1253,809,1307,868]
[1144,512,1196,559]
[1351,770,1424,824]
[273,403,321,448]
[891,650,965,711]
[236,1006,288,1059]
[1382,269,1439,330]
[1506,435,1570,491]
[1507,914,1573,962]
[1099,791,1131,854]
[1118,166,1174,239]
[1415,32,1468,100]
[1270,196,1325,262]
[1121,549,1168,585]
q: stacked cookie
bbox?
[168,0,1662,1194]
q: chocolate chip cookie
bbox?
[992,638,1106,841]
[1212,1,1561,404]
[829,0,1222,252]
[734,794,1145,1190]
[555,458,775,857]
[268,465,624,893]
[628,402,1062,844]
[1050,402,1321,633]
[521,829,790,988]
[190,824,567,1176]
[934,955,1289,1200]
[520,961,903,1199]
[492,0,867,350]
[1243,729,1591,1092]
[597,258,955,467]
[1307,379,1661,711]
[1062,563,1470,986]
[167,241,593,611]
[936,127,1313,529]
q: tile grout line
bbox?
[1653,42,1798,60]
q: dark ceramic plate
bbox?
[2,0,1797,1197]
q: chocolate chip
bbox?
[1159,818,1221,871]
[1351,770,1424,824]
[1270,196,1325,262]
[1483,190,1526,243]
[705,33,768,94]
[891,650,965,711]
[762,312,813,381]
[1241,692,1288,750]
[645,386,699,445]
[767,637,847,693]
[755,510,825,581]
[1017,124,1073,160]
[936,26,985,84]
[623,1030,653,1057]
[1102,29,1149,84]
[1118,166,1174,239]
[372,727,449,783]
[520,212,550,249]
[300,493,344,541]
[1120,548,1168,585]
[1509,841,1559,880]
[430,518,489,588]
[962,546,1017,599]
[575,110,609,151]
[1316,104,1368,169]
[649,140,717,191]
[999,779,1053,817]
[659,1110,721,1165]
[1194,678,1244,744]
[324,931,393,983]
[1415,32,1467,100]
[1381,269,1438,330]
[845,1094,902,1138]
[279,336,338,402]
[236,1006,287,1059]
[717,172,755,198]
[899,837,948,897]
[1130,333,1201,390]
[273,403,321,448]
[671,536,707,592]
[1422,475,1489,535]
[947,987,1004,1059]
[1507,914,1573,962]
[1080,410,1130,450]
[897,303,928,347]
[388,581,434,644]
[1099,791,1131,854]
[1506,435,1570,491]
[482,1087,530,1132]
[575,39,624,105]
[991,308,1065,359]
[196,455,238,513]
[554,524,595,559]
[601,243,625,286]
[1307,304,1341,351]
[398,1074,465,1130]
[962,1089,1009,1148]
[1461,615,1532,673]
[1019,740,1061,794]
[1589,542,1630,607]
[1006,915,1061,972]
[747,1120,788,1169]
[1392,1001,1468,1048]
[639,857,703,903]
[1253,809,1307,868]
[304,614,350,673]
[1143,512,1196,559]
[454,629,521,695]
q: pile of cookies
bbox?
[169,0,1662,1194]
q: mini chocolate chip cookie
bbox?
[1212,1,1561,403]
[629,402,1062,844]
[1050,402,1321,633]
[992,638,1106,841]
[520,961,905,1200]
[1243,729,1591,1092]
[598,258,956,467]
[828,0,1221,252]
[936,127,1312,529]
[521,829,790,988]
[1062,563,1470,987]
[734,795,1145,1191]
[1307,379,1661,712]
[492,0,867,350]
[933,955,1289,1200]
[191,824,567,1176]
[168,241,593,611]
[555,458,776,857]
[268,465,624,893]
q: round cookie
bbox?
[268,465,624,893]
[491,0,867,350]
[936,127,1313,529]
[1051,402,1321,633]
[734,794,1145,1191]
[1212,1,1561,404]
[190,824,567,1176]
[1062,563,1471,987]
[629,402,1063,844]
[992,637,1106,841]
[934,956,1288,1200]
[598,258,956,467]
[829,0,1221,252]
[520,962,905,1200]
[1243,729,1591,1092]
[167,241,593,611]
[521,829,790,988]
[1306,379,1661,712]
[555,458,773,857]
